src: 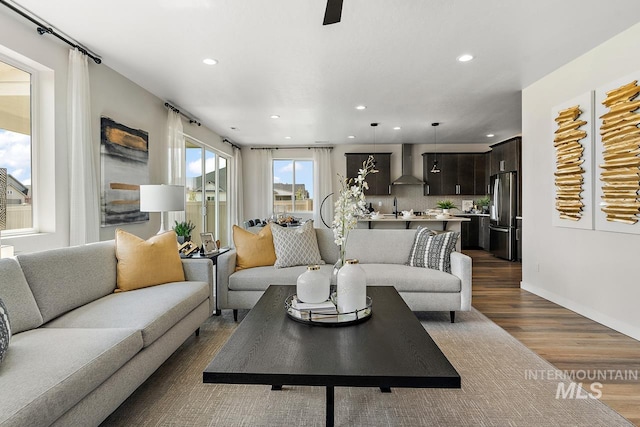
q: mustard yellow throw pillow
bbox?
[115,229,185,292]
[233,224,277,271]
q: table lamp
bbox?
[139,184,185,234]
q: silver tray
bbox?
[284,293,372,327]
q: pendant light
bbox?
[371,122,378,166]
[431,122,441,173]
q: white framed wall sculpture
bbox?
[594,72,640,234]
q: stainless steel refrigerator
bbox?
[489,172,517,261]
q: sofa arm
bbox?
[216,249,237,310]
[450,251,472,311]
[182,258,214,315]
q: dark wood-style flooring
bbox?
[466,249,640,426]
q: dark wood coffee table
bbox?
[203,285,460,426]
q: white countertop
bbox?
[359,216,470,222]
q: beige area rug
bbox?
[101,309,631,426]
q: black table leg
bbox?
[326,386,334,427]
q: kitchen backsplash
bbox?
[365,185,488,214]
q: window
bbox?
[0,59,32,232]
[273,159,314,214]
[185,139,230,247]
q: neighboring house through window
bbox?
[272,159,314,214]
[0,59,32,232]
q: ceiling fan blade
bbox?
[323,0,343,25]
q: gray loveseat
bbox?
[217,228,472,322]
[0,240,213,427]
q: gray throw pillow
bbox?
[0,298,11,364]
[271,221,325,268]
[407,226,459,273]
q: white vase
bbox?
[297,265,330,303]
[442,208,450,214]
[337,259,366,313]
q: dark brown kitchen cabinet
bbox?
[422,153,486,196]
[474,153,489,196]
[345,153,391,195]
[479,216,490,249]
[460,215,481,249]
[490,137,521,175]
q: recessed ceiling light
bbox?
[457,54,474,62]
[355,105,366,110]
[348,135,356,139]
[284,136,291,139]
[393,126,401,130]
[486,133,495,137]
[270,115,280,119]
[202,58,218,65]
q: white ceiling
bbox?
[9,0,640,147]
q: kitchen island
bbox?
[357,216,470,251]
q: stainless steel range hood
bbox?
[392,144,425,185]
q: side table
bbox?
[182,247,230,316]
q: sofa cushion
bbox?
[271,221,324,268]
[229,265,334,291]
[0,298,9,364]
[233,224,277,271]
[345,229,417,264]
[407,228,460,273]
[360,264,461,293]
[315,228,340,264]
[43,281,208,347]
[0,258,43,333]
[0,327,142,427]
[17,241,117,323]
[115,229,185,292]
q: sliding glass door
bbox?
[185,140,229,248]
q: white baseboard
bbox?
[521,280,640,342]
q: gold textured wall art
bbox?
[599,80,640,225]
[554,106,587,221]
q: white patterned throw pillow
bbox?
[271,221,325,268]
[0,298,11,364]
[407,227,459,273]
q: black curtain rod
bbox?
[164,102,201,127]
[251,146,333,150]
[221,138,242,151]
[0,0,101,64]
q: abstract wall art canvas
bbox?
[100,117,149,227]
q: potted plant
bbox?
[436,200,457,214]
[173,220,196,244]
[476,196,491,214]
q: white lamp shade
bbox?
[139,185,185,213]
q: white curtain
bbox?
[68,48,99,245]
[256,149,273,219]
[229,146,244,226]
[313,148,334,228]
[166,110,185,226]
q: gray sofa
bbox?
[217,228,472,322]
[0,240,213,427]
